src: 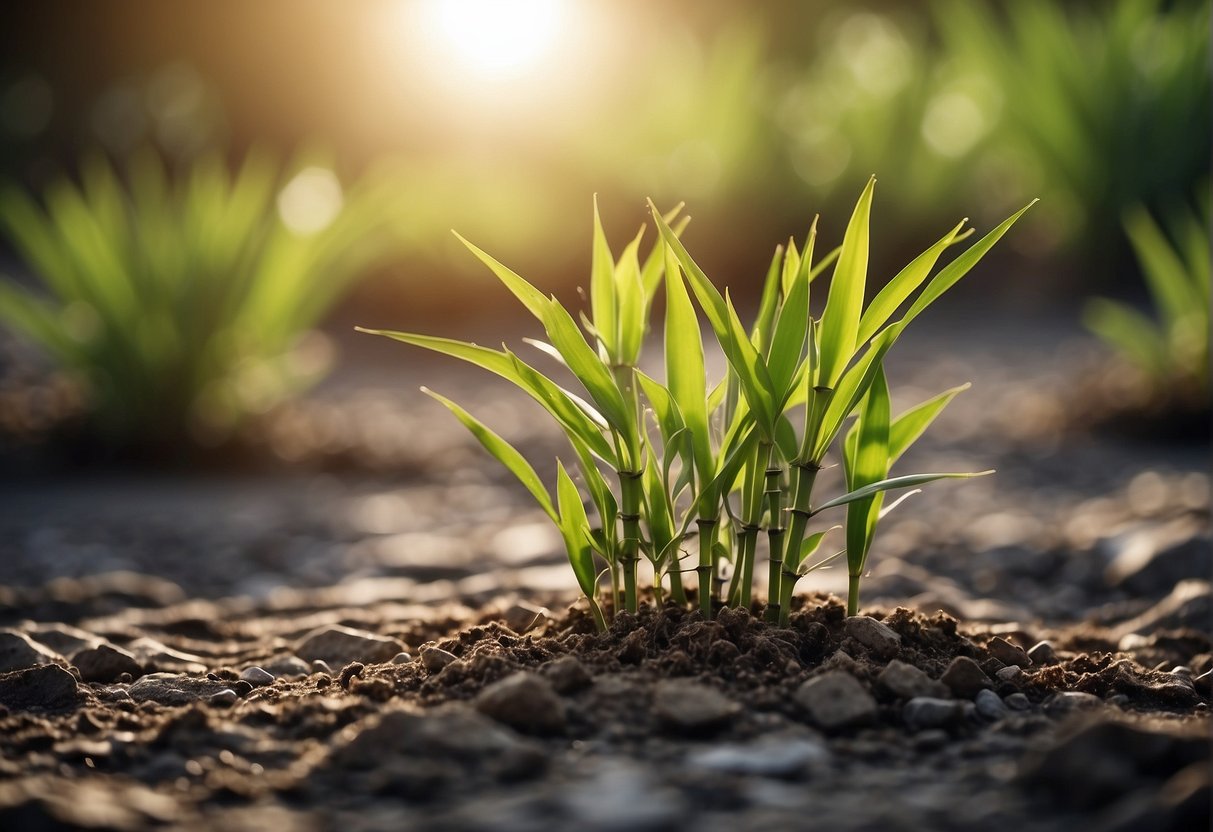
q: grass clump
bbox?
[363,180,1034,627]
[0,148,399,456]
[1083,197,1210,403]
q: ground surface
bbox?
[0,310,1209,831]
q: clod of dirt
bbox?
[843,615,902,659]
[877,659,950,699]
[126,673,233,705]
[794,671,877,730]
[986,637,1032,668]
[0,664,80,710]
[69,643,142,683]
[474,671,565,735]
[421,646,459,673]
[653,679,740,733]
[0,631,62,673]
[294,625,406,666]
[541,655,591,694]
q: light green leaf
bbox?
[423,387,556,523]
[453,231,550,322]
[556,461,598,598]
[817,176,875,387]
[812,470,993,515]
[590,196,618,358]
[663,244,712,481]
[887,382,969,464]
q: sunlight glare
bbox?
[419,0,565,79]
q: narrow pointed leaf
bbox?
[818,176,876,387]
[812,470,994,515]
[888,382,969,464]
[590,196,617,358]
[453,231,550,322]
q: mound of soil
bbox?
[0,592,1207,832]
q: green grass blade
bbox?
[766,265,810,403]
[616,228,646,365]
[453,231,551,322]
[857,219,971,345]
[899,200,1037,330]
[422,387,556,523]
[641,204,686,309]
[724,290,777,434]
[540,299,633,440]
[817,176,876,387]
[590,196,618,359]
[888,382,969,464]
[810,323,899,461]
[663,244,712,481]
[844,366,890,572]
[556,461,599,598]
[812,470,994,515]
[752,244,784,354]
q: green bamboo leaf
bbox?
[856,219,971,345]
[888,382,969,464]
[844,366,890,572]
[817,176,876,388]
[808,244,841,283]
[590,196,618,358]
[422,387,556,523]
[453,230,550,322]
[780,238,800,297]
[899,200,1037,330]
[723,290,777,434]
[640,204,687,308]
[539,299,633,439]
[766,264,810,403]
[812,470,993,515]
[556,461,598,598]
[616,229,646,365]
[664,242,712,481]
[810,323,900,461]
[798,527,838,565]
[636,370,686,446]
[752,244,784,354]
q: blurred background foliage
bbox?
[0,0,1207,454]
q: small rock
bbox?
[69,644,142,683]
[502,602,548,634]
[261,655,310,678]
[231,680,253,696]
[209,689,239,707]
[474,672,566,734]
[653,680,740,732]
[986,637,1032,668]
[339,663,365,689]
[940,656,993,698]
[541,655,592,694]
[239,667,274,687]
[996,665,1023,683]
[903,697,965,730]
[975,689,1010,721]
[1028,641,1058,665]
[310,660,334,675]
[294,625,405,666]
[127,673,233,705]
[0,664,81,710]
[1006,693,1031,710]
[421,646,458,673]
[689,732,829,776]
[390,652,413,665]
[843,616,901,659]
[795,671,877,730]
[1044,691,1104,715]
[877,660,950,699]
[0,630,63,673]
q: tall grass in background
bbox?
[0,148,401,456]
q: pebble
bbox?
[0,664,81,710]
[390,652,413,665]
[421,646,459,673]
[293,625,405,666]
[974,689,1010,720]
[986,637,1032,668]
[1044,691,1104,715]
[541,655,592,694]
[996,665,1023,683]
[310,660,334,675]
[1005,693,1031,710]
[843,616,901,659]
[940,656,993,698]
[653,679,740,732]
[231,680,253,696]
[209,689,239,707]
[1027,641,1057,665]
[877,659,950,699]
[69,644,143,683]
[239,667,274,687]
[0,630,63,673]
[689,732,829,777]
[261,656,310,678]
[903,697,965,730]
[794,671,877,730]
[474,672,566,734]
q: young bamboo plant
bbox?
[362,181,1034,629]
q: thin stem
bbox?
[667,554,687,605]
[847,573,861,617]
[696,517,719,618]
[770,461,820,622]
[763,460,784,611]
[740,441,773,607]
[778,567,799,627]
[588,597,608,632]
[618,470,642,615]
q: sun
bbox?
[418,0,566,80]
